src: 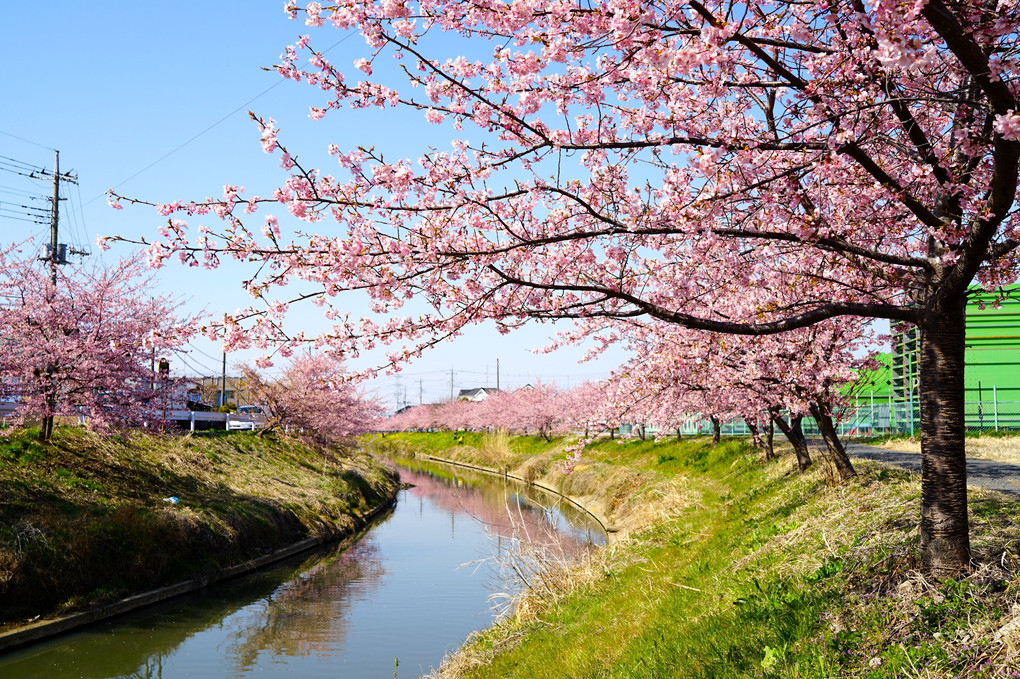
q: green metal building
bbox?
[888,289,1020,432]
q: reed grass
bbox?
[380,432,1020,678]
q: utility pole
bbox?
[450,368,454,401]
[221,351,227,408]
[496,358,500,391]
[419,379,423,406]
[36,150,79,284]
[49,151,60,285]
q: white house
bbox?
[457,387,499,402]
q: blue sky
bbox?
[0,2,630,409]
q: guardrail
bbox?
[0,404,265,432]
[150,411,268,431]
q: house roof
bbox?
[457,387,499,400]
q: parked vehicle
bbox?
[226,405,267,431]
[234,405,265,416]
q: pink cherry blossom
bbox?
[0,247,198,441]
[993,111,1020,141]
[244,351,382,447]
[111,0,1020,575]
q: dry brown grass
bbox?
[831,536,1020,675]
[0,428,399,623]
[748,459,1020,675]
[489,511,613,621]
[514,450,558,483]
[738,459,920,580]
[877,434,1020,464]
[478,431,518,472]
[632,474,705,522]
[395,433,1020,678]
[876,437,923,454]
[424,513,637,679]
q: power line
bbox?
[186,351,218,373]
[0,202,49,215]
[101,86,286,199]
[191,345,225,362]
[71,180,91,250]
[0,184,48,199]
[78,31,358,209]
[177,351,218,376]
[0,129,56,151]
[0,199,51,224]
[0,211,47,225]
[0,203,49,215]
[0,166,38,180]
[0,155,46,173]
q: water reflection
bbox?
[221,540,387,673]
[0,463,604,679]
[400,460,605,556]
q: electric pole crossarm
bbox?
[35,150,82,284]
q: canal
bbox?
[0,460,606,678]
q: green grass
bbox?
[376,430,486,455]
[375,432,1020,678]
[0,426,399,625]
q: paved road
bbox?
[844,441,1020,497]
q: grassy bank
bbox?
[0,427,399,626]
[371,432,1020,678]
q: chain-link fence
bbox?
[840,394,1020,436]
[616,392,1020,439]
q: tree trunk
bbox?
[745,415,775,461]
[710,415,721,445]
[39,415,54,443]
[809,400,857,481]
[770,409,812,471]
[764,417,776,461]
[744,417,762,449]
[918,300,971,575]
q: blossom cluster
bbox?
[0,248,197,436]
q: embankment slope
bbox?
[0,428,399,635]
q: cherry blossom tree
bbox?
[558,381,614,438]
[379,403,428,431]
[381,383,581,435]
[112,0,1020,573]
[243,351,383,447]
[381,397,475,431]
[482,383,568,439]
[0,249,195,442]
[585,310,876,478]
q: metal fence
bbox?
[617,393,1020,439]
[0,403,265,432]
[839,396,1020,436]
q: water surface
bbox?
[0,461,604,678]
